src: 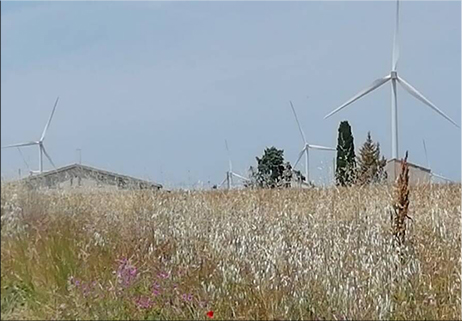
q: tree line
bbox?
[244,120,387,188]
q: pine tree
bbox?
[357,132,377,184]
[335,121,356,186]
[357,132,388,184]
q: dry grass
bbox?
[1,182,460,320]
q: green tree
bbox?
[248,147,286,188]
[256,147,285,188]
[357,132,388,184]
[335,121,357,186]
[246,147,308,189]
[357,132,376,184]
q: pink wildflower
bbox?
[134,296,153,309]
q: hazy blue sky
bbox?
[1,1,460,188]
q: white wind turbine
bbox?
[290,101,335,183]
[219,139,249,189]
[2,97,59,174]
[325,0,459,159]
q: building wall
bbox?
[24,167,161,191]
[385,160,431,185]
[55,177,120,191]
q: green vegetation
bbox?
[1,183,460,320]
[357,131,387,185]
[335,121,357,186]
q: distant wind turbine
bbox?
[219,139,249,189]
[324,0,459,159]
[290,101,335,183]
[2,97,59,174]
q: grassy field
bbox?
[1,183,460,320]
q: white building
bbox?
[385,158,431,185]
[21,163,162,190]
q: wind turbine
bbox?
[290,101,335,183]
[219,140,249,189]
[324,0,459,160]
[2,97,59,174]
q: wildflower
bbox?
[135,296,153,309]
[129,267,138,277]
[206,311,214,318]
[158,271,170,279]
[152,289,161,296]
[187,294,193,302]
[116,258,138,288]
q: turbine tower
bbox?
[324,0,459,159]
[2,97,59,173]
[219,139,249,189]
[290,101,335,183]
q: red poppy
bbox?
[206,311,214,318]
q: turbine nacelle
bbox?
[324,0,458,159]
[290,101,335,183]
[1,97,59,173]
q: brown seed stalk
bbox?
[392,151,410,246]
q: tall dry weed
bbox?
[392,151,410,246]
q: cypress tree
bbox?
[335,121,356,186]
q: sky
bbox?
[1,1,460,188]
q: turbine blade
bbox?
[397,76,459,128]
[431,172,452,182]
[293,148,306,168]
[231,172,249,181]
[308,144,336,151]
[41,145,56,169]
[324,75,391,119]
[40,96,59,142]
[392,0,400,70]
[17,147,31,171]
[2,141,38,149]
[422,139,429,169]
[289,101,307,144]
[218,176,227,188]
[225,139,233,172]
